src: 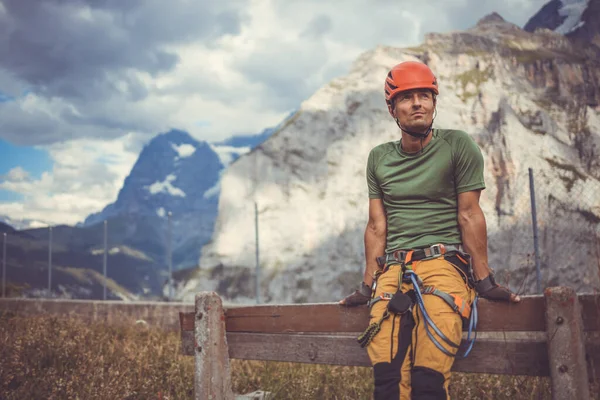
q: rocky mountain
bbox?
[177,11,600,304]
[78,126,280,272]
[81,129,223,269]
[1,221,158,300]
[524,0,600,48]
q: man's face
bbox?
[392,89,436,132]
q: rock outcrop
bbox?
[178,12,600,303]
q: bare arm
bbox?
[363,198,387,287]
[457,190,520,302]
[339,199,386,306]
[457,190,489,280]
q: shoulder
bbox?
[437,129,482,153]
[368,141,396,160]
[436,129,473,145]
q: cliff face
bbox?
[177,13,600,304]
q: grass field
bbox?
[0,312,554,399]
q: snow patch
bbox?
[171,143,196,158]
[203,182,220,199]
[210,144,251,167]
[555,0,589,34]
[146,174,186,197]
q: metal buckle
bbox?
[382,292,393,300]
[430,244,444,257]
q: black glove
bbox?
[474,273,516,302]
[340,282,372,306]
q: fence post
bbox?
[48,226,52,296]
[544,286,590,400]
[194,292,234,400]
[103,220,108,301]
[528,168,542,293]
[255,202,260,304]
[168,211,173,301]
[2,233,6,298]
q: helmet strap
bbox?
[395,107,437,139]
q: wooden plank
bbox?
[194,292,234,400]
[222,296,546,333]
[181,294,600,335]
[179,312,195,356]
[181,329,599,378]
[580,294,600,332]
[545,287,590,400]
[224,333,550,376]
[587,334,600,388]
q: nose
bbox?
[412,95,422,108]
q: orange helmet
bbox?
[385,61,439,116]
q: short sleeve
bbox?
[453,131,486,193]
[367,149,383,198]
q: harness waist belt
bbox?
[376,244,463,268]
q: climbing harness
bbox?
[358,244,479,358]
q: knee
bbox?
[411,366,446,400]
[373,362,401,399]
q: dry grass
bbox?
[0,312,194,400]
[0,312,555,399]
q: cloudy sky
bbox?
[0,0,549,227]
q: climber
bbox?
[339,60,521,400]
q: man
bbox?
[340,61,520,400]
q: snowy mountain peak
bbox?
[524,0,594,37]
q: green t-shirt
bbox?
[367,128,486,253]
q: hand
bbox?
[339,282,372,306]
[475,274,521,303]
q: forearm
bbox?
[458,207,490,280]
[363,225,386,286]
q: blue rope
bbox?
[406,270,478,358]
[462,296,478,358]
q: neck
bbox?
[401,129,433,153]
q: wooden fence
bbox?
[179,287,600,400]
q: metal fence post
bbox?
[103,220,108,301]
[2,233,6,298]
[528,168,542,293]
[168,211,173,302]
[48,226,52,297]
[255,202,260,304]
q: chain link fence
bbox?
[1,168,599,300]
[489,167,600,295]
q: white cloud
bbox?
[210,144,251,167]
[0,134,139,225]
[0,0,549,146]
[0,0,551,224]
[4,166,30,182]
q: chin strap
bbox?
[395,119,432,139]
[395,108,437,139]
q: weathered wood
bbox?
[195,292,234,400]
[179,312,195,356]
[225,333,550,376]
[587,333,600,387]
[180,327,600,377]
[580,294,600,332]
[545,287,590,400]
[178,295,551,335]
